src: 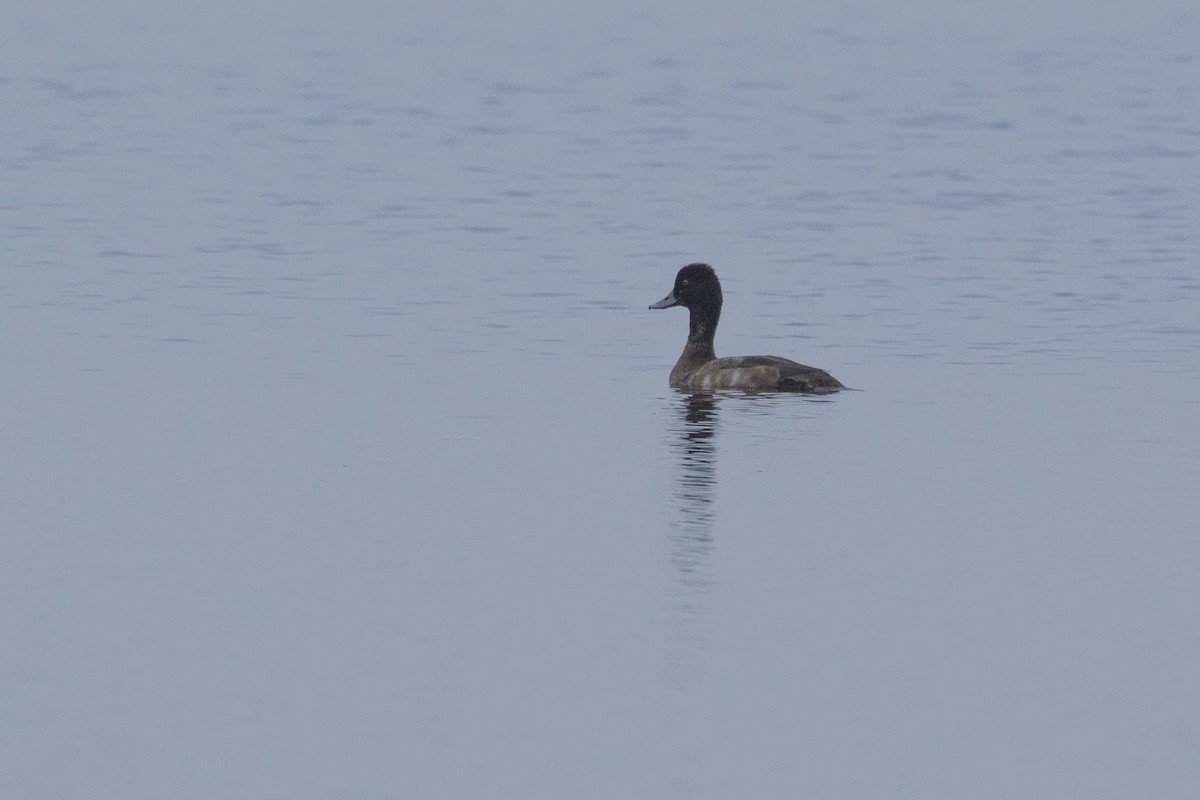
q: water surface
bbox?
[3,2,1199,798]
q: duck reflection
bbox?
[664,391,720,683]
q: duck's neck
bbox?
[685,302,720,359]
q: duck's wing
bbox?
[732,355,844,394]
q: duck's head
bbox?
[649,263,723,313]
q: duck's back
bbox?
[673,355,844,394]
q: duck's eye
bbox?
[681,279,689,286]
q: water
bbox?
[3,2,1199,798]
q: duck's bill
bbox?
[649,291,679,309]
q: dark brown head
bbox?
[649,263,723,344]
[649,263,722,311]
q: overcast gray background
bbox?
[3,1,1199,798]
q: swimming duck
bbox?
[649,263,844,393]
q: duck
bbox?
[649,263,844,393]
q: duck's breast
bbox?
[679,357,782,391]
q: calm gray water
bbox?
[4,2,1199,798]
